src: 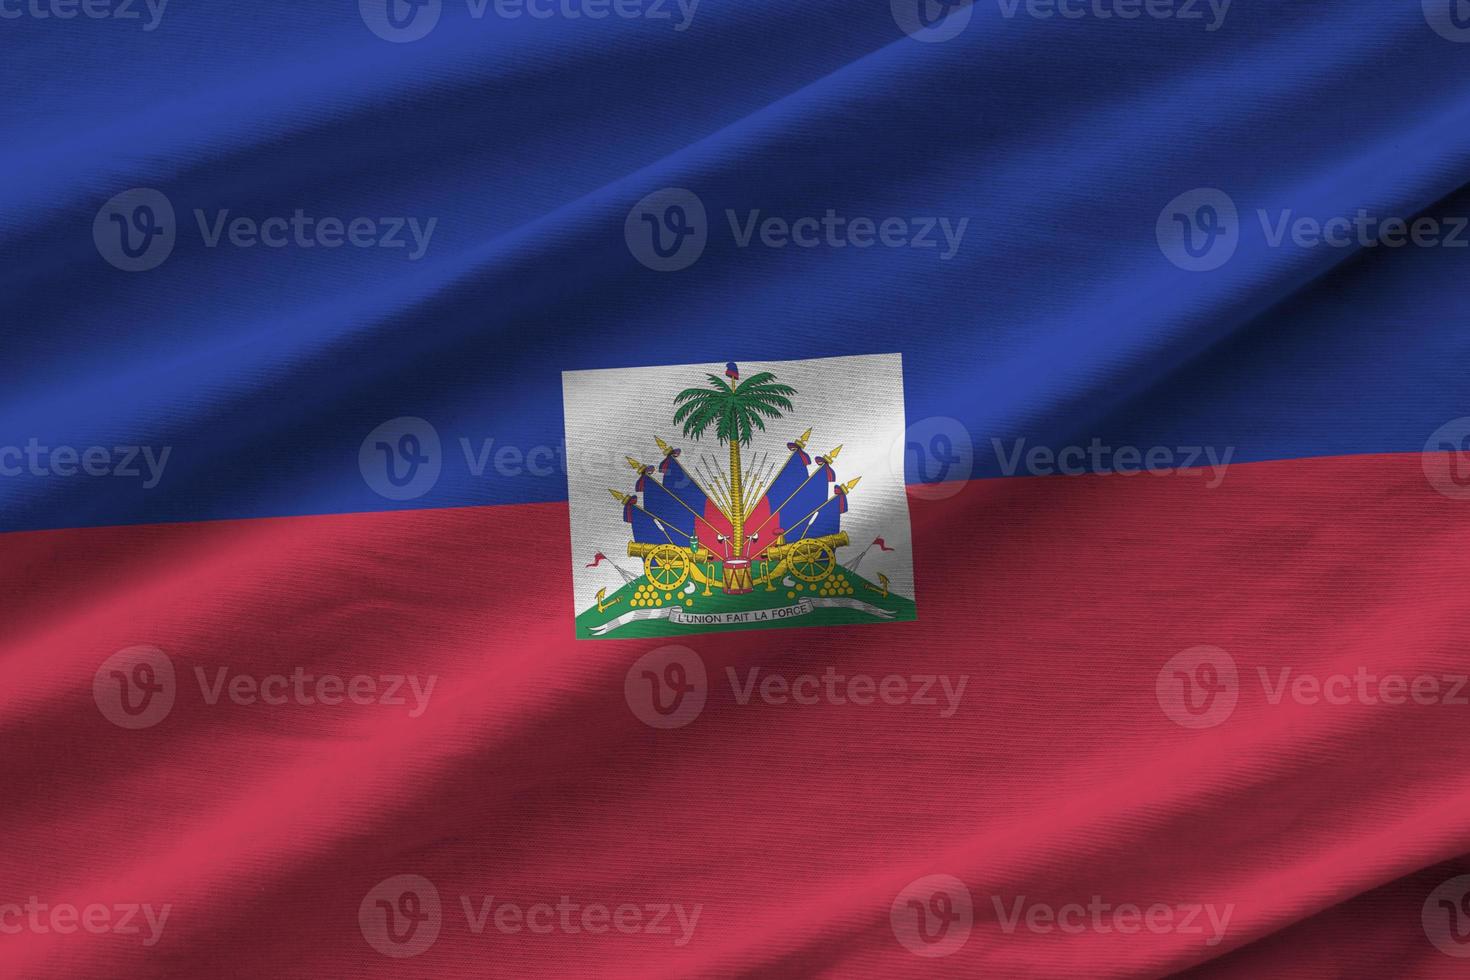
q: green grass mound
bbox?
[575,566,917,639]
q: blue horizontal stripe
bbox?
[4,2,1470,532]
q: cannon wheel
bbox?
[644,545,690,591]
[787,540,835,583]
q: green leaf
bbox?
[671,368,794,448]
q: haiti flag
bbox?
[5,2,1470,978]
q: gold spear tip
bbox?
[795,427,812,446]
[844,476,862,491]
[625,456,645,471]
[825,444,843,461]
[655,436,673,455]
[609,488,630,503]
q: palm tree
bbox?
[674,368,795,556]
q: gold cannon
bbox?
[628,532,849,590]
[628,540,718,591]
[760,531,849,583]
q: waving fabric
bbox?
[4,2,1470,977]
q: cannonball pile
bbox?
[632,583,695,609]
[785,573,856,601]
[818,573,856,599]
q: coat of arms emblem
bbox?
[563,354,918,639]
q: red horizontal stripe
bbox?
[2,453,1468,977]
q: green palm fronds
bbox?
[673,372,795,447]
